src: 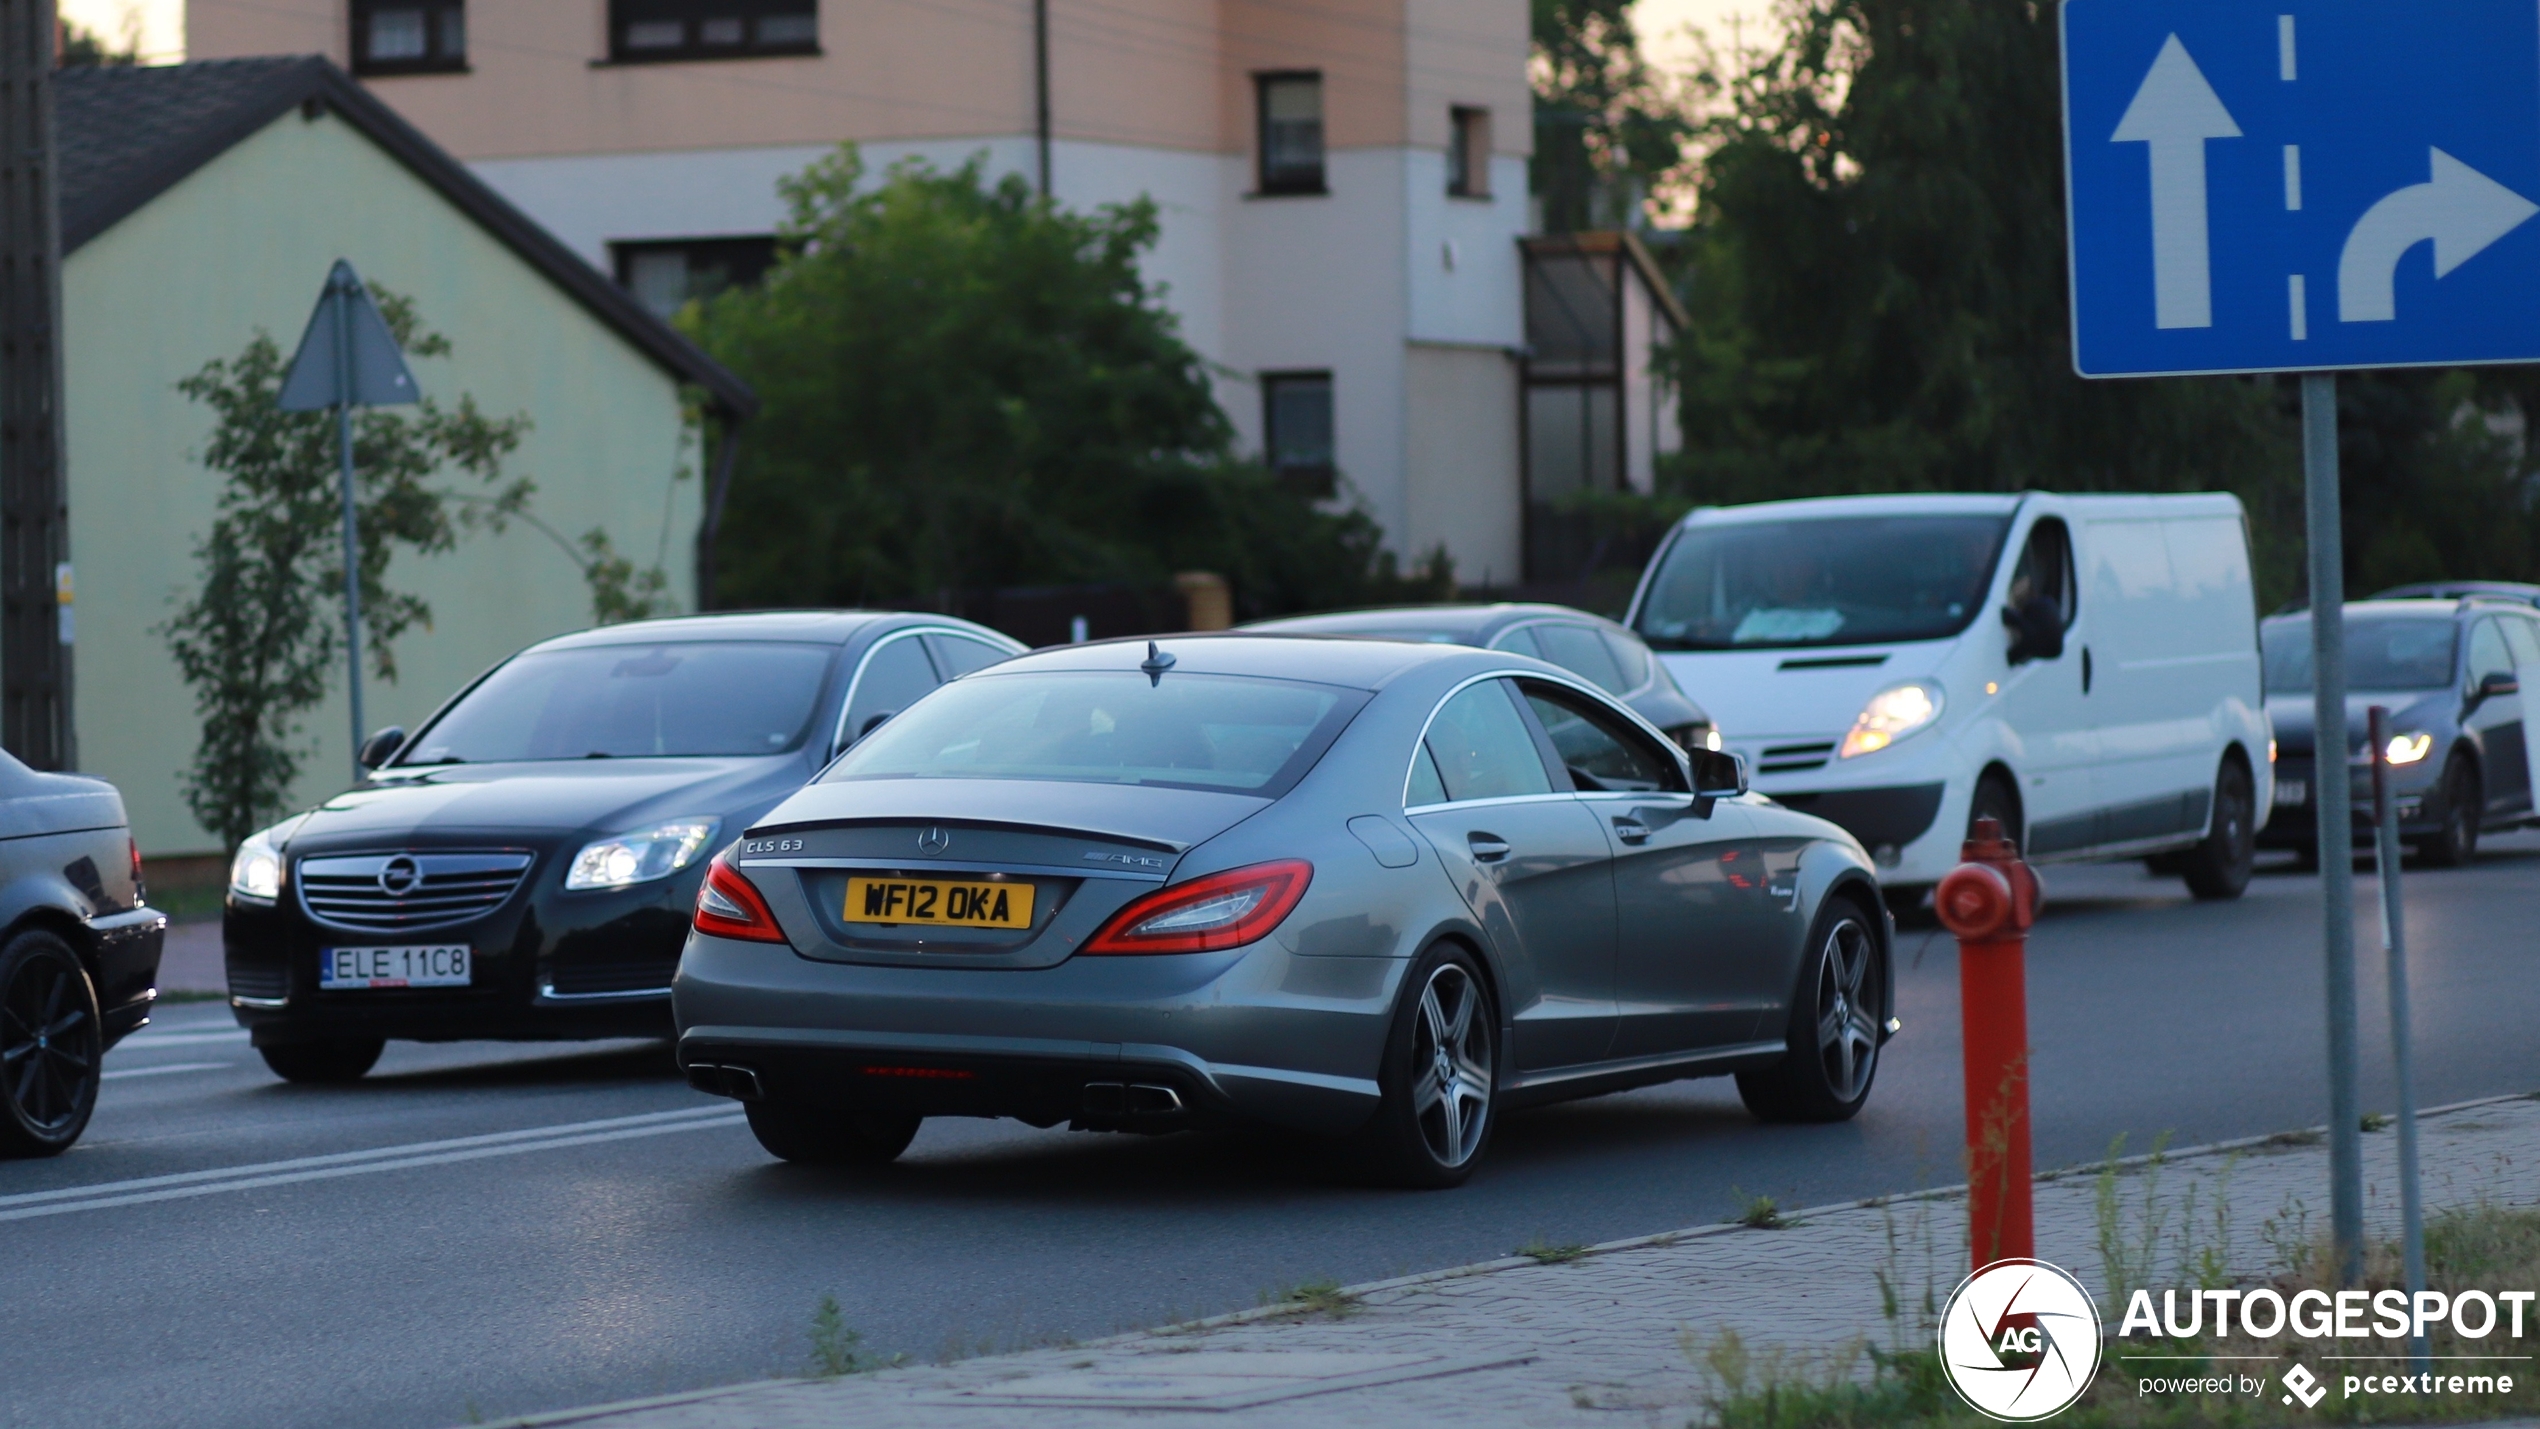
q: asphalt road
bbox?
[8,832,2538,1429]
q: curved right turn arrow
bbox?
[2338,148,2538,323]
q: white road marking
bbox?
[0,1104,744,1222]
[116,1030,252,1047]
[100,1062,229,1082]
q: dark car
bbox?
[0,752,166,1156]
[2370,580,2540,612]
[223,611,1023,1082]
[2260,597,2539,865]
[1242,604,1721,752]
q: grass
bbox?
[806,1295,897,1377]
[1264,1278,1363,1318]
[1517,1236,1590,1264]
[1735,1191,1790,1230]
[151,884,226,924]
[1692,1200,2540,1429]
[2360,1112,2393,1133]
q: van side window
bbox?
[2502,616,2540,669]
[2009,519,2077,628]
[2467,619,2514,686]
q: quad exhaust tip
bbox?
[684,1063,765,1101]
[1082,1081,1184,1117]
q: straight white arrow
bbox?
[2337,148,2538,322]
[2112,35,2241,330]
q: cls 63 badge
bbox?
[741,838,803,855]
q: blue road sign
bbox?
[2064,0,2540,377]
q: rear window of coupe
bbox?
[825,672,1365,796]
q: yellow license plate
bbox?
[844,877,1035,929]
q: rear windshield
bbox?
[2263,618,2458,693]
[825,672,1365,796]
[1634,515,2012,651]
[400,642,835,764]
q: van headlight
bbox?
[565,818,720,890]
[2384,732,2434,766]
[1839,682,1944,759]
[229,827,286,902]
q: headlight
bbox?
[1704,726,1725,752]
[229,827,285,902]
[2384,732,2434,766]
[565,818,720,891]
[1839,682,1944,759]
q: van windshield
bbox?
[1634,515,2012,651]
[2262,617,2458,693]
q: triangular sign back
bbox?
[278,259,420,410]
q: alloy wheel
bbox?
[1410,963,1492,1168]
[1812,917,1881,1104]
[3,948,97,1138]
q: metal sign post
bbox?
[2061,0,2540,1286]
[279,260,418,782]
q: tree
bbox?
[686,147,1430,617]
[161,295,531,849]
[1664,0,2540,607]
[1531,0,1696,232]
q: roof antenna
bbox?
[1140,640,1176,686]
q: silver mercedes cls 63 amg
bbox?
[673,634,1894,1187]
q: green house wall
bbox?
[65,106,699,857]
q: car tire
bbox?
[2415,756,2482,867]
[2178,760,2257,900]
[1967,772,2024,852]
[744,1102,923,1167]
[0,930,102,1158]
[1353,944,1497,1189]
[259,1037,386,1084]
[1737,896,1886,1125]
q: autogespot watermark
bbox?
[1941,1263,2538,1420]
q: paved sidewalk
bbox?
[482,1094,2540,1429]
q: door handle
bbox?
[1611,818,1651,844]
[1467,834,1512,862]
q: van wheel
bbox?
[745,1103,923,1166]
[1353,945,1497,1188]
[1738,897,1886,1124]
[2416,756,2481,867]
[2178,761,2256,900]
[1967,772,2023,851]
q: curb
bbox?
[471,1090,2538,1427]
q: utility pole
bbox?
[1033,0,1051,196]
[0,0,75,770]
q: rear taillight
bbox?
[1081,860,1312,956]
[129,837,146,907]
[694,852,787,944]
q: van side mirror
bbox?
[357,726,406,771]
[2001,597,2065,665]
[2472,670,2521,705]
[1690,748,1748,799]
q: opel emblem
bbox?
[915,826,950,857]
[378,855,424,897]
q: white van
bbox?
[1623,493,2273,898]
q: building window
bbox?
[351,0,464,73]
[1256,72,1325,195]
[1448,106,1491,197]
[1263,371,1335,497]
[608,0,816,62]
[612,237,780,319]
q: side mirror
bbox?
[1691,748,1748,800]
[357,725,407,771]
[2001,597,2066,665]
[2472,670,2521,704]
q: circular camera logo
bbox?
[1938,1258,2103,1421]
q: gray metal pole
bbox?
[334,274,366,783]
[2369,704,2429,1370]
[2302,371,2365,1287]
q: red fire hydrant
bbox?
[1935,814,2042,1269]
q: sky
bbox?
[65,0,1765,78]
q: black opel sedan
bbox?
[223,611,1023,1081]
[2261,597,2539,865]
[1242,604,1721,753]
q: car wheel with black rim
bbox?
[744,1102,923,1167]
[1738,897,1886,1124]
[2178,759,2257,900]
[259,1037,386,1084]
[2416,755,2482,867]
[0,930,101,1158]
[1356,944,1496,1188]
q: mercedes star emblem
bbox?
[915,826,951,857]
[377,855,424,897]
